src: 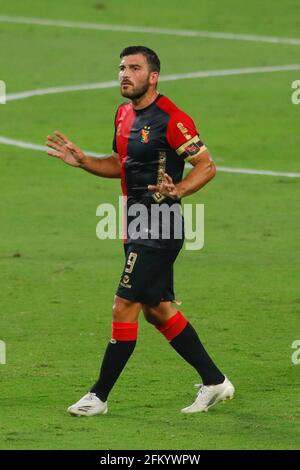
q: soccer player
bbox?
[46,46,234,415]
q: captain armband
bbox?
[176,136,207,162]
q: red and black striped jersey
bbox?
[112,94,206,248]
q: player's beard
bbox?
[120,77,151,100]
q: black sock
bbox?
[90,340,136,402]
[170,323,225,385]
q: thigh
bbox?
[116,243,180,306]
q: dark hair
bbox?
[120,46,160,73]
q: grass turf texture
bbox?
[0,0,299,450]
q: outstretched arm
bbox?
[46,131,121,178]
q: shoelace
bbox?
[195,384,211,398]
[194,383,203,394]
[87,392,96,401]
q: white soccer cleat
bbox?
[67,392,108,417]
[181,377,235,414]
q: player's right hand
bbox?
[46,131,87,167]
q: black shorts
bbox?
[116,243,181,306]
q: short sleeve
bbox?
[112,107,119,153]
[166,112,207,162]
[112,127,117,152]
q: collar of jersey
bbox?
[133,93,163,113]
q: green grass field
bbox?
[0,0,300,450]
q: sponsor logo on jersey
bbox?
[157,151,167,185]
[120,273,132,288]
[152,191,166,203]
[122,274,130,284]
[177,122,192,140]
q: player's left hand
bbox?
[148,169,180,199]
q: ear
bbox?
[149,71,159,86]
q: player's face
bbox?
[119,54,157,99]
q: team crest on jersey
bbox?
[141,125,150,143]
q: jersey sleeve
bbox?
[112,107,120,153]
[112,129,117,152]
[166,111,207,162]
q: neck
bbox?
[132,89,159,110]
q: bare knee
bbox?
[112,296,140,322]
[143,302,178,327]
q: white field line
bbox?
[0,136,104,158]
[6,65,300,102]
[1,17,299,178]
[0,136,299,178]
[215,166,300,178]
[0,15,300,46]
